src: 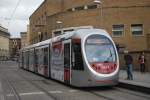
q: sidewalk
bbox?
[119,70,150,93]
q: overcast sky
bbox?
[0,0,44,37]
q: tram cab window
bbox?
[72,43,84,70]
[85,35,116,63]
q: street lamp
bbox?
[94,0,103,28]
[56,20,63,29]
[56,21,62,24]
[94,0,102,4]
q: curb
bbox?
[118,81,150,94]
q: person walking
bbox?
[124,50,133,80]
[138,52,146,72]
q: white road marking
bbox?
[6,94,14,97]
[7,92,44,97]
[48,90,62,94]
[7,89,77,97]
[19,92,44,96]
[7,90,63,97]
[69,90,77,92]
[0,82,5,100]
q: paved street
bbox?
[0,61,150,100]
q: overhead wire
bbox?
[8,0,22,27]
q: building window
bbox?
[74,6,84,11]
[67,8,72,12]
[87,4,98,9]
[112,24,124,37]
[131,24,143,36]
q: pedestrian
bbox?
[124,50,133,80]
[138,52,146,72]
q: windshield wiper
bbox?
[104,48,113,63]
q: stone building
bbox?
[27,25,30,45]
[9,38,21,58]
[29,0,150,71]
[20,32,28,48]
[0,26,10,60]
[29,0,150,51]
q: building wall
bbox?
[9,38,21,57]
[29,0,63,44]
[47,4,150,51]
[21,32,28,48]
[102,6,150,52]
[0,36,10,59]
[27,25,30,45]
[0,36,9,50]
[0,26,10,60]
[29,0,150,51]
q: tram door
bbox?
[63,40,71,84]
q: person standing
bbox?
[124,50,133,80]
[138,52,146,72]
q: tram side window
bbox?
[23,52,25,66]
[39,48,43,65]
[44,48,48,66]
[25,51,29,67]
[72,43,84,70]
[35,49,39,65]
[64,43,70,68]
[29,50,34,66]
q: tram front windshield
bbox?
[85,35,116,63]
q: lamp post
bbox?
[94,0,103,28]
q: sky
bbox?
[0,0,44,38]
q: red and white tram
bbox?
[20,26,119,87]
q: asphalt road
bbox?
[0,61,150,100]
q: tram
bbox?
[20,26,119,87]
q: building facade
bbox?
[29,0,150,71]
[29,0,150,52]
[20,32,28,48]
[29,0,64,44]
[9,38,21,58]
[0,26,10,60]
[27,25,30,45]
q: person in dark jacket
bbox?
[124,50,133,80]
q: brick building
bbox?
[29,0,150,71]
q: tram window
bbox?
[72,43,84,70]
[29,50,34,65]
[35,49,39,65]
[23,52,25,66]
[39,49,43,65]
[25,51,29,67]
[44,48,48,65]
[64,43,70,68]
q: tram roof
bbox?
[22,28,109,51]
